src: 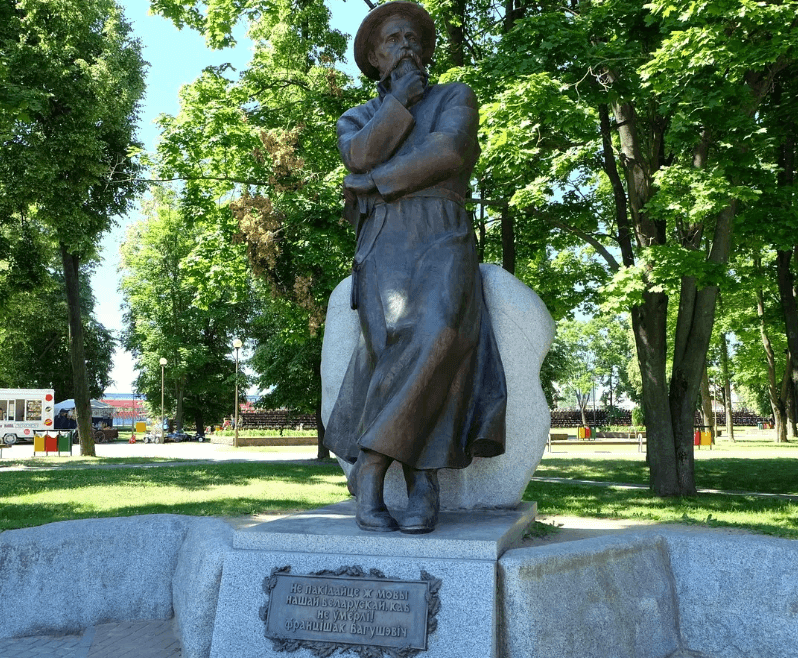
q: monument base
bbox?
[209,501,536,658]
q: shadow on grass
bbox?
[0,457,187,470]
[538,455,798,495]
[0,462,346,495]
[523,480,798,539]
[0,493,353,530]
[537,458,650,485]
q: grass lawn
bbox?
[0,462,349,530]
[538,438,798,494]
[0,456,191,469]
[1,438,796,538]
[530,437,798,538]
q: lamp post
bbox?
[159,357,167,443]
[233,339,243,448]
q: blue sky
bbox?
[95,0,367,393]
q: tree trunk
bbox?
[61,244,95,457]
[579,403,588,428]
[720,332,735,441]
[785,373,796,440]
[631,290,679,495]
[315,399,329,460]
[610,98,690,496]
[501,205,515,275]
[779,356,792,443]
[503,0,526,33]
[442,0,466,66]
[776,248,798,422]
[700,366,714,441]
[756,263,788,443]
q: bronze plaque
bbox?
[262,566,440,655]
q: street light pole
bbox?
[233,339,243,448]
[159,357,167,443]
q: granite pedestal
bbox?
[208,500,536,658]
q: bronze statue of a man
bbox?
[324,1,507,534]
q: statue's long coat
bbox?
[324,81,507,470]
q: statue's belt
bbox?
[350,188,466,310]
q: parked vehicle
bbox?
[0,389,56,445]
[142,431,161,444]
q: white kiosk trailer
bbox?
[0,388,56,445]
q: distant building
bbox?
[101,394,147,425]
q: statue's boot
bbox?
[354,450,398,532]
[347,458,360,497]
[400,465,439,534]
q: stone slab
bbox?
[663,530,798,658]
[233,499,537,561]
[0,515,188,640]
[171,518,234,658]
[320,263,554,510]
[209,550,497,658]
[498,533,680,658]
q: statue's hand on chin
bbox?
[389,66,425,108]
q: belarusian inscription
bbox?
[261,565,441,657]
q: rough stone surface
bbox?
[233,500,535,561]
[320,263,554,510]
[498,533,681,658]
[663,530,798,658]
[4,513,798,658]
[0,516,188,639]
[171,518,234,658]
[209,550,497,658]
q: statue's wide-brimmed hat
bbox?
[354,1,436,81]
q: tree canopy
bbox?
[119,189,251,432]
[1,0,146,454]
[123,0,798,491]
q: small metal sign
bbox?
[260,565,441,657]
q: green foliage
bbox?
[555,314,636,411]
[148,0,358,416]
[0,0,144,422]
[0,260,114,400]
[119,189,251,430]
[0,0,146,253]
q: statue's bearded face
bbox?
[368,16,425,82]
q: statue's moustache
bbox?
[380,51,424,84]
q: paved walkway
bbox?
[0,620,181,658]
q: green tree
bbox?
[1,0,146,455]
[149,0,358,454]
[0,257,114,401]
[448,0,798,495]
[555,320,597,427]
[119,190,251,433]
[556,314,634,425]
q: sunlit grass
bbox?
[0,462,349,530]
[215,445,323,454]
[538,445,798,495]
[3,442,798,539]
[523,480,798,539]
[0,456,191,469]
